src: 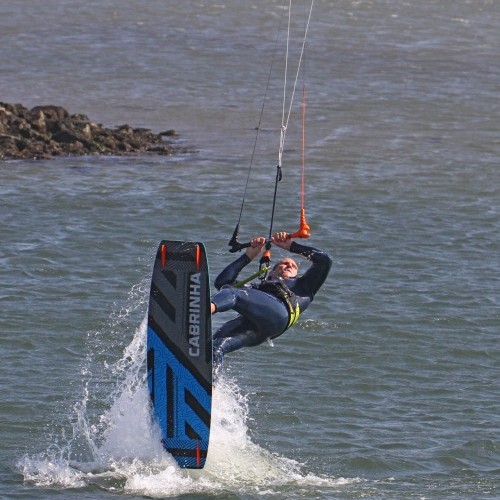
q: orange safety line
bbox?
[301,83,306,211]
[289,84,310,240]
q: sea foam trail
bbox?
[19,281,352,497]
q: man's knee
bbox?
[211,287,239,313]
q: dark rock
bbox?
[0,101,190,160]
[117,124,134,134]
[71,113,90,122]
[30,105,70,122]
[52,128,83,145]
[0,135,16,151]
[159,129,178,137]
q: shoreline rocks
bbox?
[0,102,189,160]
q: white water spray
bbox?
[18,279,351,496]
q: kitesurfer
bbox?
[211,232,332,366]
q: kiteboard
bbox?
[147,240,212,468]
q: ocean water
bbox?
[1,1,499,499]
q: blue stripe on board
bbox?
[147,325,211,468]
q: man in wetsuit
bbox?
[211,231,332,366]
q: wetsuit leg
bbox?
[211,287,289,366]
[212,287,289,335]
[212,316,262,367]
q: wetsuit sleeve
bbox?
[289,241,332,299]
[214,253,252,290]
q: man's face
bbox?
[271,258,298,279]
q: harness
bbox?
[257,280,301,333]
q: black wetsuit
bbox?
[211,241,332,366]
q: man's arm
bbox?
[214,253,251,290]
[214,236,266,290]
[289,240,332,299]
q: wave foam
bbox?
[18,281,355,497]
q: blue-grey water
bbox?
[1,1,499,498]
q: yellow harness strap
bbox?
[287,303,301,329]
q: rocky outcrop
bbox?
[0,102,188,160]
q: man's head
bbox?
[268,257,298,280]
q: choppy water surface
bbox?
[1,1,499,498]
